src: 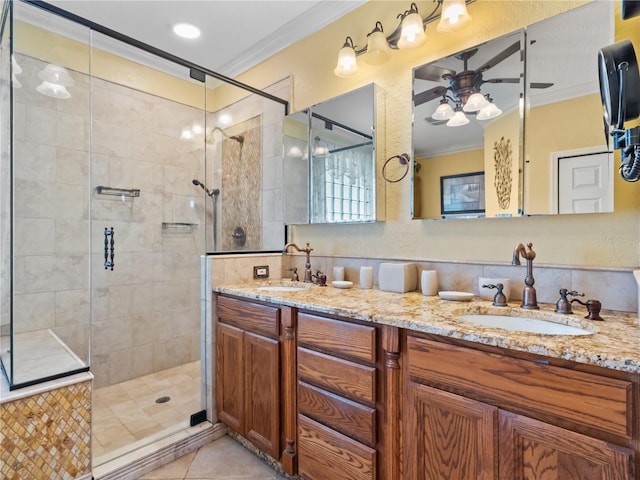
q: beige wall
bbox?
[236,0,640,268]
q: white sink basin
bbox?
[257,285,307,292]
[457,314,594,336]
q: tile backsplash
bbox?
[208,253,637,314]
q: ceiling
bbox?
[25,0,365,77]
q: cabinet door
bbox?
[217,323,244,433]
[404,382,498,480]
[499,410,635,480]
[244,331,280,459]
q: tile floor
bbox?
[138,435,286,480]
[93,361,202,464]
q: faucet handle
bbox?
[287,267,299,282]
[555,289,584,314]
[313,270,327,287]
[571,297,604,321]
[482,283,507,307]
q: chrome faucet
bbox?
[512,242,538,309]
[283,242,313,283]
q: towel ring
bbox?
[382,153,411,183]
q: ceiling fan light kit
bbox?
[334,0,474,77]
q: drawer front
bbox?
[298,414,376,480]
[298,312,376,363]
[298,381,376,447]
[298,347,376,404]
[217,295,280,337]
[407,336,632,441]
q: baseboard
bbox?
[93,422,227,480]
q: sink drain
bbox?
[155,396,171,404]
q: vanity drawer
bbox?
[298,381,376,447]
[217,295,280,337]
[298,347,376,404]
[298,414,376,480]
[298,312,376,363]
[407,336,632,442]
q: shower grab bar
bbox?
[96,186,140,197]
[104,227,115,270]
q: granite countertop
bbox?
[213,281,640,374]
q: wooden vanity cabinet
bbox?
[403,333,637,480]
[296,311,395,480]
[216,295,292,464]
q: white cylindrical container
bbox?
[333,266,345,281]
[360,266,373,289]
[421,270,438,296]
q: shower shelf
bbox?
[96,186,141,197]
[162,222,198,232]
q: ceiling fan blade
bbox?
[530,82,554,89]
[483,77,521,84]
[476,41,521,73]
[414,64,457,82]
[413,86,448,106]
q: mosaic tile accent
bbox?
[0,380,91,480]
[221,118,262,251]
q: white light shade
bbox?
[432,102,455,120]
[173,23,201,39]
[477,102,502,120]
[446,110,469,127]
[36,81,71,99]
[365,30,391,65]
[437,0,472,33]
[191,123,203,135]
[38,64,74,86]
[334,44,358,77]
[398,12,426,49]
[463,92,490,112]
[287,146,303,157]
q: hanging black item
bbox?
[104,227,115,270]
[598,39,640,181]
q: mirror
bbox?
[412,30,525,219]
[412,2,615,219]
[524,1,614,215]
[284,84,377,224]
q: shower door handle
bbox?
[104,227,115,270]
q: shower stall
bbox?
[0,0,288,472]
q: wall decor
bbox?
[493,136,512,210]
[440,171,485,217]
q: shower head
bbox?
[210,126,244,144]
[192,178,217,197]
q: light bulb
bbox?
[334,37,358,77]
[398,11,426,49]
[437,0,472,33]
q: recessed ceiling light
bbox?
[173,23,201,39]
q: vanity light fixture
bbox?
[365,22,391,65]
[334,0,474,77]
[173,22,201,39]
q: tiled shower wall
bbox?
[12,53,205,388]
[90,76,205,388]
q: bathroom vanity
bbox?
[213,283,640,480]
